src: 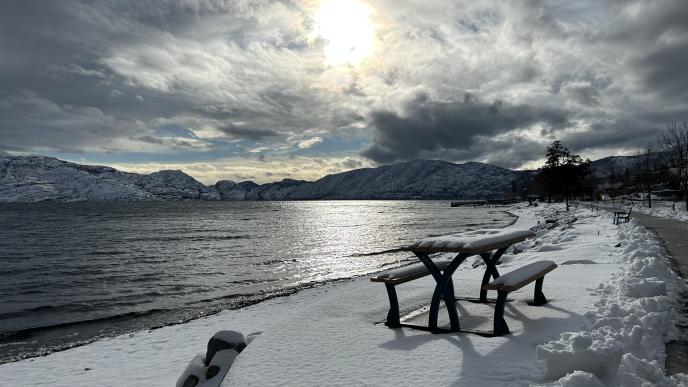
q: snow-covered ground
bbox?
[1,205,686,386]
[633,201,688,222]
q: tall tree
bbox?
[538,141,590,211]
[634,145,657,208]
[606,163,617,194]
[659,121,688,210]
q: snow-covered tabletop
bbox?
[406,228,535,253]
[397,228,536,332]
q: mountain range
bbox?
[0,154,655,202]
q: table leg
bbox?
[415,252,469,332]
[479,247,508,302]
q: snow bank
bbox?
[536,218,686,385]
[630,201,688,222]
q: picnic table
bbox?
[406,229,535,332]
[373,228,540,335]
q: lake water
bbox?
[0,201,514,362]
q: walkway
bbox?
[632,212,688,375]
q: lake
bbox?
[0,201,514,362]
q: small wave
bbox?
[348,248,406,257]
[0,307,172,342]
[124,235,250,242]
[88,250,128,256]
[0,267,35,276]
[254,258,298,266]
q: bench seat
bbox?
[481,260,557,335]
[370,259,452,285]
[613,207,632,224]
[483,260,557,292]
[370,258,453,328]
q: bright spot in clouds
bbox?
[312,0,374,66]
[298,136,323,149]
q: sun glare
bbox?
[312,0,374,66]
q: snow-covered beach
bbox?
[2,205,686,386]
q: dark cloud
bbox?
[361,94,570,164]
[0,91,146,152]
[218,126,280,140]
[0,0,358,154]
[561,109,685,153]
[1,0,687,178]
[563,84,602,106]
[637,40,688,98]
[604,0,688,44]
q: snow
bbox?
[373,257,452,280]
[408,229,535,252]
[535,216,685,385]
[488,260,556,288]
[632,200,688,222]
[0,156,217,201]
[1,204,686,386]
[176,349,239,387]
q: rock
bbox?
[181,375,199,387]
[205,331,247,365]
[206,366,220,379]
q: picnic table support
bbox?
[384,284,401,328]
[415,252,470,332]
[493,291,510,336]
[478,247,508,302]
[533,277,547,306]
[483,260,557,336]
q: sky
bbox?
[1,0,687,184]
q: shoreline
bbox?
[0,203,516,364]
[502,209,519,227]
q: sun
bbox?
[312,0,375,66]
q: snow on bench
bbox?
[370,258,453,285]
[407,229,535,253]
[482,260,558,335]
[483,260,558,292]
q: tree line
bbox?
[509,121,688,211]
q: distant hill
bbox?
[0,156,525,202]
[589,152,669,179]
[265,160,524,200]
[0,156,220,202]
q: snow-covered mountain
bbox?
[265,160,523,200]
[0,156,218,202]
[0,156,525,202]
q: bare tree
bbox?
[606,163,617,194]
[634,145,656,208]
[659,121,688,210]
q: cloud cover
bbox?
[1,0,687,181]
